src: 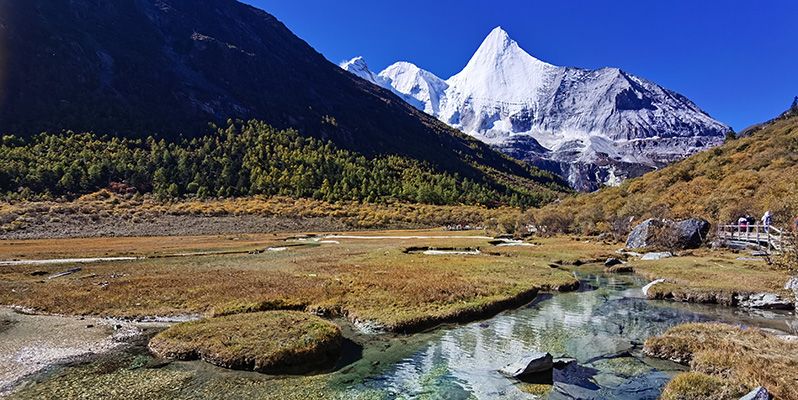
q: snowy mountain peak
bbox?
[465,26,553,70]
[340,30,730,192]
[482,26,513,52]
[340,56,378,84]
[447,27,556,104]
[381,61,422,77]
[378,61,448,115]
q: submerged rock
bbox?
[739,386,771,400]
[552,358,577,369]
[567,336,635,364]
[550,382,602,400]
[499,352,554,378]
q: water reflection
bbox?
[349,270,796,399]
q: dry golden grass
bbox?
[536,114,798,234]
[0,192,523,234]
[148,311,342,374]
[0,233,285,260]
[0,234,612,332]
[634,250,792,303]
[660,372,747,400]
[645,323,798,400]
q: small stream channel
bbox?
[9,267,797,399]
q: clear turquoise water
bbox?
[343,270,796,399]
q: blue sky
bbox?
[246,0,797,130]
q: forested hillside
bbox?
[0,0,561,192]
[0,121,564,207]
[536,108,798,233]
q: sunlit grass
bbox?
[0,234,613,332]
[646,323,798,400]
[149,311,342,374]
[634,249,792,300]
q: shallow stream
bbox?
[10,267,797,399]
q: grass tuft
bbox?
[148,311,342,374]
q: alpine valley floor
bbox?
[0,230,796,399]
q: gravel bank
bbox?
[0,308,142,396]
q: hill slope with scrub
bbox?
[537,108,798,234]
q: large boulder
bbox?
[786,277,798,311]
[625,219,661,249]
[673,218,711,249]
[786,277,798,293]
[625,218,710,250]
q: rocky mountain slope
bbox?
[343,27,730,191]
[0,1,567,198]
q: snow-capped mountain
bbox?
[339,57,448,115]
[342,27,730,191]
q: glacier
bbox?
[341,27,729,191]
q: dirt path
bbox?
[0,257,140,267]
[323,234,493,240]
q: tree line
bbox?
[0,120,554,207]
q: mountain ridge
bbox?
[343,26,730,191]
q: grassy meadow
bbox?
[0,232,614,332]
[149,311,343,374]
[633,249,793,303]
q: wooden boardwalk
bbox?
[716,224,785,253]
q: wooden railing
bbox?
[716,224,785,252]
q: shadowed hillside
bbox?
[0,0,566,198]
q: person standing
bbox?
[738,215,748,233]
[761,211,772,233]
